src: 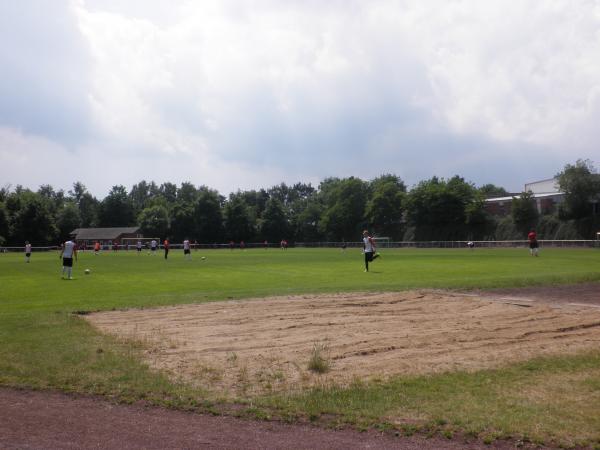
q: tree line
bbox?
[0,160,598,246]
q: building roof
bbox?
[485,192,564,203]
[70,227,140,240]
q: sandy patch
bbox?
[85,291,600,396]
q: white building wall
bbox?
[524,178,559,194]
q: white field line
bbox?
[568,303,600,308]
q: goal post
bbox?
[373,236,390,248]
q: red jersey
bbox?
[528,231,537,242]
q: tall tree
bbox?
[9,192,57,244]
[405,176,479,240]
[365,175,406,239]
[224,196,253,241]
[556,159,600,220]
[511,191,539,235]
[0,202,8,245]
[194,187,223,243]
[56,202,81,241]
[320,177,368,240]
[260,198,288,240]
[479,183,510,198]
[138,205,170,238]
[98,185,135,227]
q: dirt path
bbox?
[0,387,522,449]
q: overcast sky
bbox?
[1,1,599,197]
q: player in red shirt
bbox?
[527,229,539,257]
[163,239,170,259]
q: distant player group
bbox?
[23,228,541,279]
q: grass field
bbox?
[1,247,600,447]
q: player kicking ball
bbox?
[362,230,380,272]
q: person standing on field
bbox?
[163,238,169,259]
[183,238,191,260]
[24,241,32,263]
[528,229,539,257]
[150,239,157,255]
[362,230,380,272]
[136,240,142,254]
[60,239,78,279]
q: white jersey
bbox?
[63,241,76,258]
[363,236,375,253]
[183,239,190,250]
[25,244,32,253]
[136,241,142,249]
[151,240,157,249]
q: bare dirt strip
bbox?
[85,289,600,397]
[0,387,520,450]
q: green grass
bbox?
[1,247,600,446]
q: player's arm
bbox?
[59,243,64,258]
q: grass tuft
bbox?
[307,341,330,374]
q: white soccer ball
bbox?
[84,269,91,275]
[201,256,206,260]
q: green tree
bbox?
[511,191,539,235]
[365,175,405,239]
[405,176,479,240]
[98,185,135,227]
[556,159,600,220]
[319,177,368,240]
[479,184,510,198]
[260,198,289,240]
[68,182,98,228]
[9,192,57,244]
[194,187,223,243]
[56,202,81,241]
[177,182,198,204]
[292,198,324,242]
[138,205,170,238]
[224,196,253,241]
[0,202,8,245]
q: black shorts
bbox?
[137,247,142,252]
[529,241,539,249]
[151,247,157,251]
[25,252,31,257]
[184,249,190,255]
[62,257,73,267]
[365,252,374,262]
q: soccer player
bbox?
[60,238,78,279]
[163,238,169,259]
[150,239,157,255]
[24,241,32,263]
[240,240,245,250]
[362,230,380,272]
[94,241,100,255]
[136,240,142,254]
[183,238,191,260]
[528,229,539,257]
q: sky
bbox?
[1,0,599,198]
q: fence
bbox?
[1,240,599,253]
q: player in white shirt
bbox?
[60,239,78,279]
[136,240,142,255]
[183,238,191,260]
[150,239,157,255]
[24,241,32,263]
[362,230,380,272]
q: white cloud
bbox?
[1,0,600,196]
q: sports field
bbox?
[1,247,600,447]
